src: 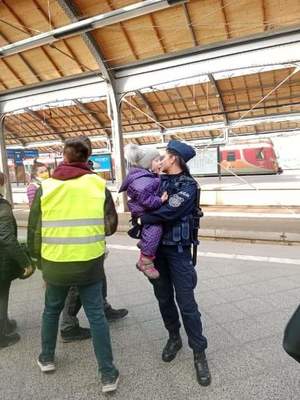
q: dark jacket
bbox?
[27,163,118,286]
[141,173,199,246]
[119,168,161,217]
[0,196,30,282]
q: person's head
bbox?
[0,171,5,196]
[78,136,92,157]
[31,161,49,181]
[63,138,89,163]
[125,144,160,172]
[160,140,196,175]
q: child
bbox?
[27,161,49,207]
[119,145,167,279]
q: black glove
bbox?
[127,218,142,239]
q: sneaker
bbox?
[61,326,91,343]
[102,371,120,393]
[37,356,56,373]
[0,333,20,349]
[105,305,128,322]
[5,319,17,335]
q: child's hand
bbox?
[161,191,168,203]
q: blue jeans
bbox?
[41,281,118,379]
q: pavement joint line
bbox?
[107,245,300,265]
[204,212,300,219]
[14,210,300,219]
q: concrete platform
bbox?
[1,236,299,399]
[15,205,300,244]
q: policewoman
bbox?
[140,140,211,386]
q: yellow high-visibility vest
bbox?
[41,174,106,262]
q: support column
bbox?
[107,86,127,211]
[0,115,13,204]
[57,0,128,211]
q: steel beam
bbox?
[208,73,228,125]
[0,37,300,113]
[6,111,300,145]
[0,115,13,203]
[0,1,186,58]
[1,27,299,114]
[135,90,163,132]
[4,125,25,145]
[57,0,128,210]
[73,99,110,135]
[182,3,197,46]
[116,27,300,93]
[25,108,66,140]
[0,73,106,114]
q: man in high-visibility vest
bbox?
[28,138,119,393]
[60,136,128,344]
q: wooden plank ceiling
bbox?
[4,66,300,148]
[1,0,300,90]
[1,1,300,149]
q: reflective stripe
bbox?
[42,235,105,244]
[42,218,104,228]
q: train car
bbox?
[220,139,281,175]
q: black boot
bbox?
[0,333,21,349]
[5,319,17,335]
[104,304,128,322]
[61,326,91,343]
[194,351,211,386]
[162,333,182,362]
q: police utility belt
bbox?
[161,215,197,250]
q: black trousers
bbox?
[151,245,207,353]
[0,280,11,336]
[283,305,300,364]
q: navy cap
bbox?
[167,140,196,163]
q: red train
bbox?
[219,139,282,175]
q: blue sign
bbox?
[24,150,39,159]
[14,151,24,166]
[89,154,112,172]
[7,149,39,166]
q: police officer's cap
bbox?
[167,140,196,163]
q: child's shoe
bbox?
[136,255,160,279]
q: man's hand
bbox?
[161,191,168,203]
[20,265,35,280]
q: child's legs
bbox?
[138,224,163,258]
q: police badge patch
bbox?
[169,194,184,207]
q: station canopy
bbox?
[1,0,300,152]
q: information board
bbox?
[7,149,39,166]
[187,147,218,175]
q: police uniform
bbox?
[141,141,210,367]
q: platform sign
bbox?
[24,150,39,159]
[89,154,112,172]
[14,150,24,166]
[188,147,218,175]
[7,149,39,165]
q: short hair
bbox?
[31,161,48,179]
[63,138,89,163]
[0,171,5,186]
[78,136,92,157]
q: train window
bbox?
[227,151,236,161]
[256,149,265,160]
